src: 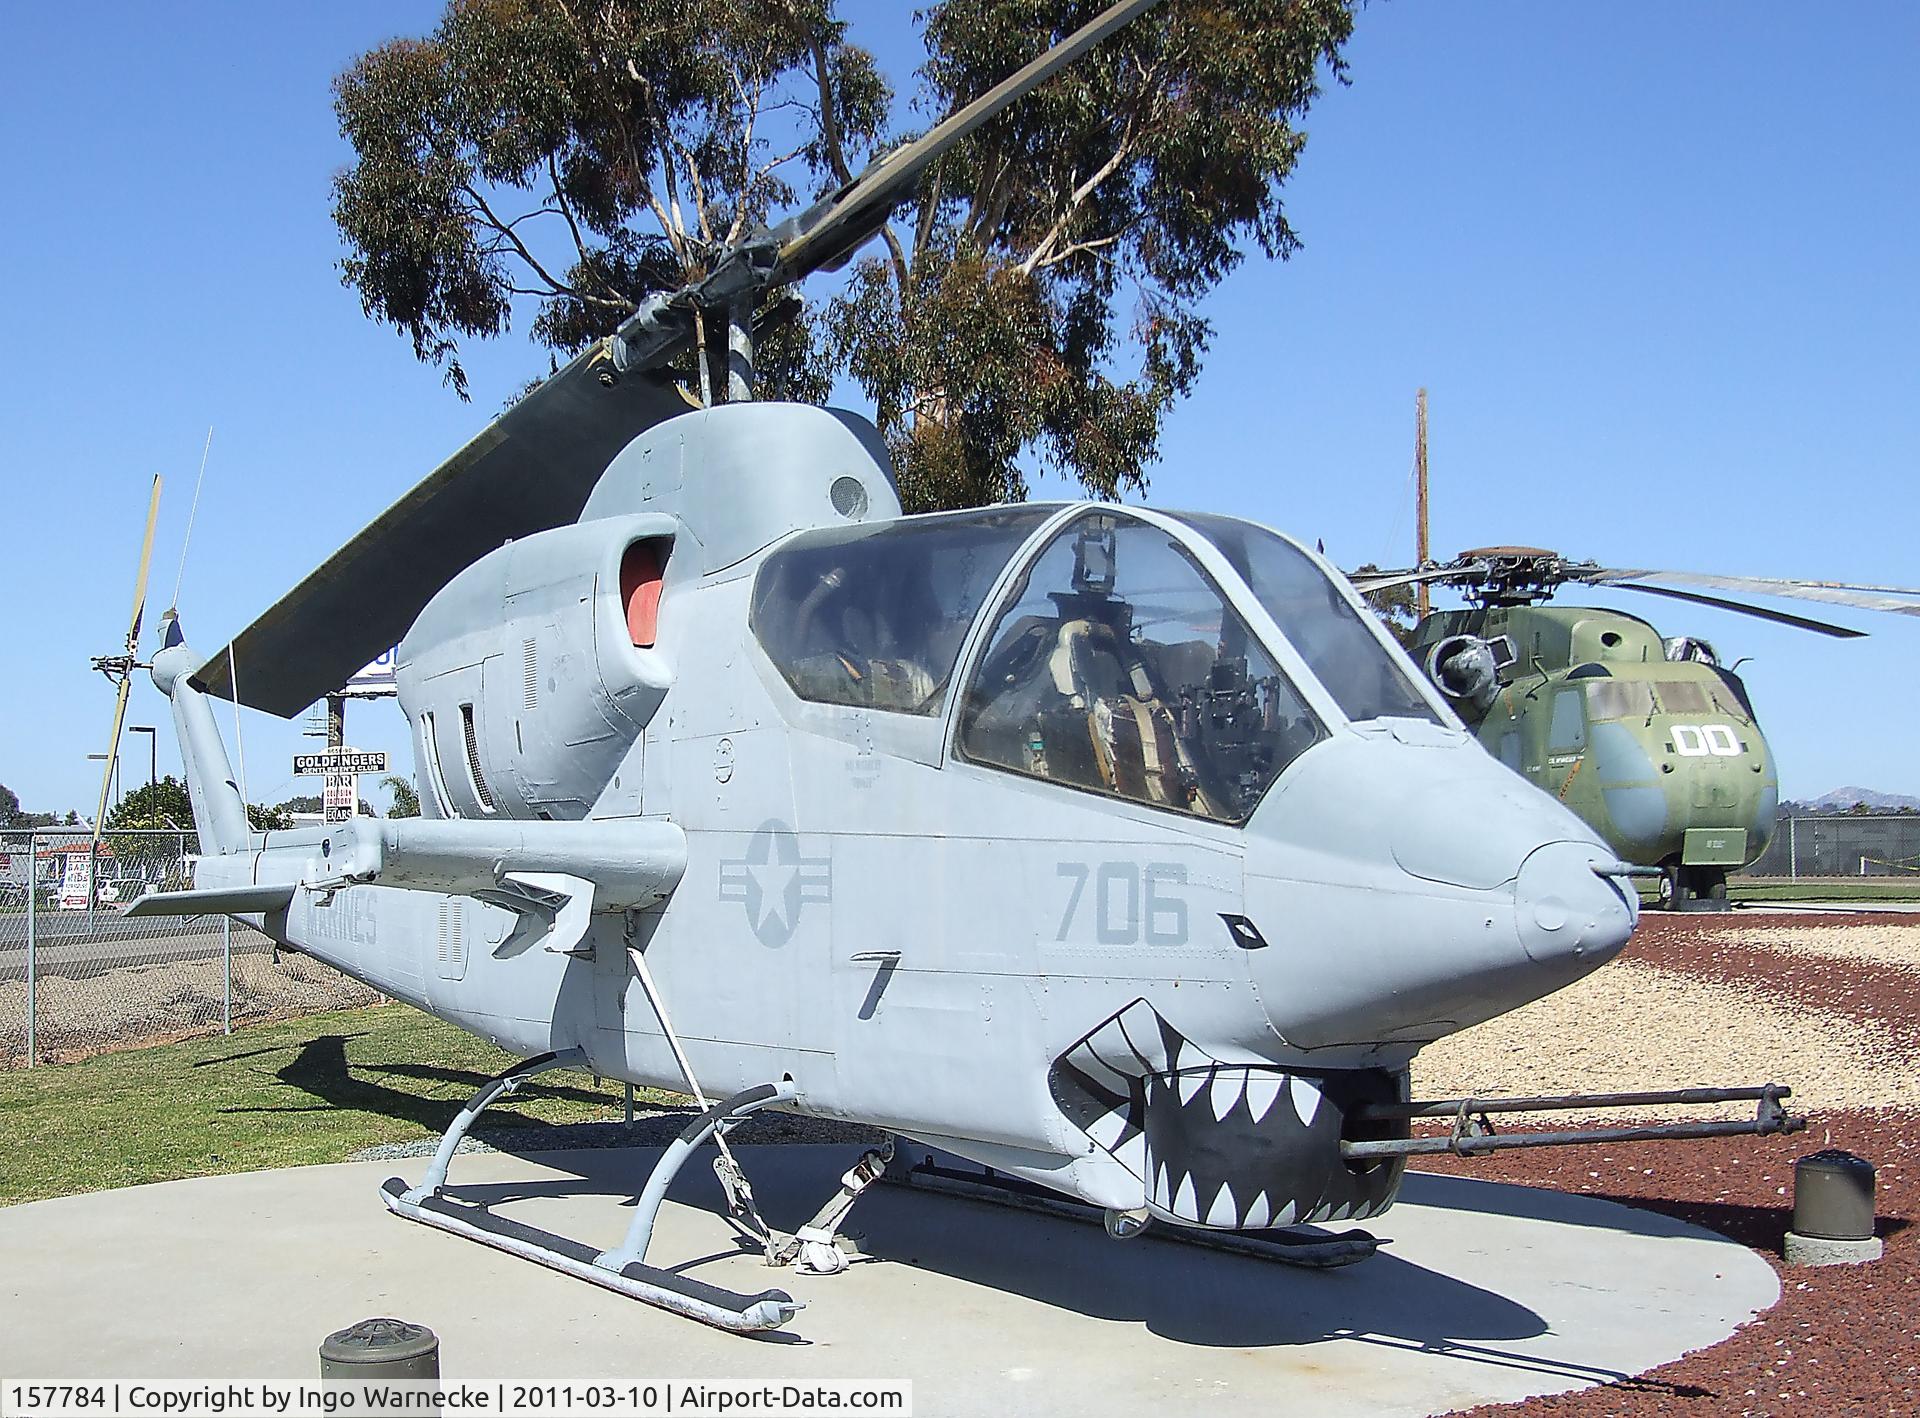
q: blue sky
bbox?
[2,1,1915,818]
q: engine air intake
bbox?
[622,540,667,648]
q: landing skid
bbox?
[378,1178,798,1332]
[379,1051,834,1334]
[885,1143,1382,1269]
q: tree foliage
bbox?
[103,776,294,832]
[332,0,1354,507]
[250,802,298,831]
[104,777,195,832]
[384,775,423,818]
[332,0,886,400]
[1352,563,1421,649]
[839,0,1353,508]
[0,782,60,829]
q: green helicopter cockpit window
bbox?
[956,511,1324,824]
[752,505,1056,715]
[1170,513,1443,725]
[1586,678,1741,722]
[1584,679,1656,721]
[1657,680,1713,714]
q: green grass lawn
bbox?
[1633,876,1920,906]
[0,1003,680,1207]
[1727,877,1920,903]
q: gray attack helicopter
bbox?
[119,0,1801,1335]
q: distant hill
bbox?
[1801,787,1920,814]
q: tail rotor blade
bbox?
[126,474,162,652]
[90,675,133,866]
[91,473,164,873]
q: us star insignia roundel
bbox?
[719,820,832,948]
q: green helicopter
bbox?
[1350,548,1920,909]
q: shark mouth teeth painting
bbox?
[1048,999,1407,1231]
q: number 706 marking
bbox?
[1056,861,1188,945]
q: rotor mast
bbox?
[726,299,754,403]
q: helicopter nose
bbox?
[1240,727,1640,1049]
[1513,840,1635,969]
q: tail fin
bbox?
[150,612,251,855]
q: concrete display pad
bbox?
[0,1145,1777,1416]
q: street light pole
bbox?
[129,726,157,792]
[86,753,113,813]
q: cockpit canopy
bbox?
[750,506,1056,716]
[751,504,1446,824]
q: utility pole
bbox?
[1415,387,1431,619]
[325,693,350,823]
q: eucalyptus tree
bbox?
[333,0,1355,509]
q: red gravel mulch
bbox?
[1428,907,1918,1414]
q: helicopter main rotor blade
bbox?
[1582,568,1920,619]
[774,0,1162,283]
[193,360,688,716]
[609,0,1164,375]
[1346,563,1491,594]
[1596,580,1867,638]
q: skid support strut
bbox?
[381,1058,805,1332]
[623,937,781,1259]
[595,1081,798,1273]
[402,1049,584,1202]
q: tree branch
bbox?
[796,16,852,185]
[1013,52,1170,275]
[1033,228,1126,271]
[1017,128,1138,276]
[543,156,590,265]
[880,221,911,294]
[542,153,628,303]
[505,284,626,308]
[680,137,718,245]
[629,57,695,269]
[460,183,578,296]
[725,65,764,245]
[914,165,942,264]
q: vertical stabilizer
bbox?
[150,613,250,854]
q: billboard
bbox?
[344,648,398,697]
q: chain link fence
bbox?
[1,828,381,1068]
[1745,814,1920,877]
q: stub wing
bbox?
[122,882,299,917]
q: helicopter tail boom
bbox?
[150,612,251,856]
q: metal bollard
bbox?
[320,1317,441,1380]
[1784,1149,1882,1266]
